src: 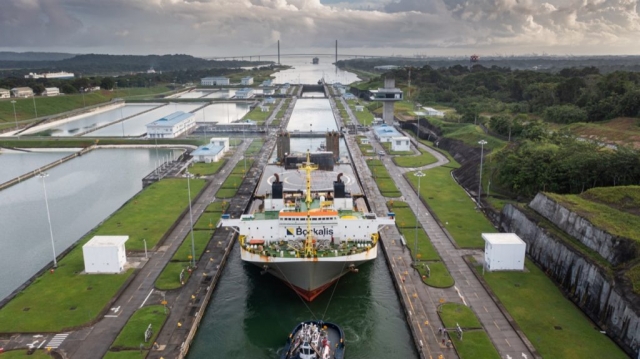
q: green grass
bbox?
[0,350,52,358]
[103,351,149,359]
[366,159,401,197]
[397,228,439,261]
[408,163,495,248]
[92,179,205,250]
[216,161,252,198]
[417,262,454,287]
[546,190,640,242]
[346,99,374,126]
[481,260,628,359]
[334,100,349,121]
[393,149,438,168]
[173,230,214,262]
[216,189,238,199]
[439,303,481,328]
[0,87,171,124]
[582,186,640,214]
[155,262,192,290]
[189,160,226,177]
[194,211,223,230]
[276,99,291,119]
[110,305,167,349]
[205,201,230,212]
[245,141,263,156]
[242,104,274,124]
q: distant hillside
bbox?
[0,51,76,62]
[0,54,272,76]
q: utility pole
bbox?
[477,140,488,204]
[277,40,280,65]
[335,40,338,65]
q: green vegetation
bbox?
[366,159,401,197]
[546,190,640,242]
[393,148,438,168]
[580,186,640,215]
[110,305,167,349]
[246,140,263,156]
[356,137,374,154]
[216,161,253,198]
[189,160,226,177]
[0,350,51,358]
[438,303,500,359]
[103,351,149,359]
[173,230,214,262]
[91,179,205,251]
[155,262,191,291]
[480,260,627,359]
[0,179,204,333]
[346,99,374,126]
[408,158,495,248]
[194,211,224,231]
[389,201,453,287]
[241,102,276,124]
[334,99,349,120]
[276,99,291,120]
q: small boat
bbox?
[281,321,345,359]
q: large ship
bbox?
[219,152,394,301]
[312,57,319,64]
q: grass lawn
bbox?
[439,303,500,359]
[110,305,167,349]
[367,160,401,197]
[246,141,263,156]
[242,105,273,124]
[189,160,226,177]
[205,201,229,212]
[103,351,149,359]
[92,178,205,250]
[155,262,192,290]
[408,164,495,248]
[393,149,438,168]
[0,350,52,358]
[346,99,374,126]
[481,260,628,359]
[194,211,223,230]
[334,100,349,120]
[417,262,454,288]
[397,228,439,261]
[216,188,238,199]
[276,99,291,119]
[173,230,214,262]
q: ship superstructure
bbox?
[219,152,394,301]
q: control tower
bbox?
[371,78,403,125]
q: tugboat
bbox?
[281,321,345,359]
[312,57,319,65]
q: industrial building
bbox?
[24,71,74,79]
[235,88,254,99]
[42,87,60,97]
[201,77,230,86]
[423,107,445,117]
[0,88,9,98]
[11,87,34,98]
[390,136,411,152]
[370,78,403,124]
[261,79,273,87]
[209,137,230,152]
[191,144,226,163]
[264,97,276,104]
[241,76,254,85]
[372,124,403,142]
[82,236,129,274]
[482,233,526,272]
[146,111,196,138]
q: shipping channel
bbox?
[188,58,418,358]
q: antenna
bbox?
[277,40,280,65]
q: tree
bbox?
[100,77,115,90]
[543,105,588,124]
[60,83,78,94]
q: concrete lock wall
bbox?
[529,193,638,266]
[500,204,640,357]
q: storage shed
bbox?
[82,236,129,274]
[482,233,526,272]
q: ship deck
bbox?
[255,164,362,196]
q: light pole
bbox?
[38,173,57,268]
[120,105,125,137]
[32,94,38,119]
[186,170,196,268]
[413,171,425,263]
[81,88,86,107]
[11,100,17,130]
[477,140,488,204]
[143,239,148,259]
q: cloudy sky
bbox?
[1,0,639,57]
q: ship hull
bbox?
[241,245,377,301]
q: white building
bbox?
[482,233,526,272]
[355,105,364,112]
[261,79,273,87]
[201,77,230,86]
[390,136,411,152]
[25,71,74,79]
[82,236,129,274]
[235,88,254,99]
[372,124,403,143]
[42,87,60,97]
[360,138,369,144]
[279,88,287,95]
[263,88,274,96]
[423,107,445,117]
[241,76,254,85]
[11,87,33,98]
[191,144,226,163]
[209,137,230,152]
[146,111,196,138]
[0,88,9,98]
[260,105,269,112]
[264,97,276,104]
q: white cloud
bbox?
[0,0,639,56]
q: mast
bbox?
[298,151,318,257]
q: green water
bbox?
[187,244,418,358]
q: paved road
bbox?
[336,94,535,359]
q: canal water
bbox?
[48,104,160,137]
[188,60,417,359]
[0,148,181,301]
[192,103,251,124]
[0,150,76,183]
[272,56,360,85]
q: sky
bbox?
[1,0,639,57]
